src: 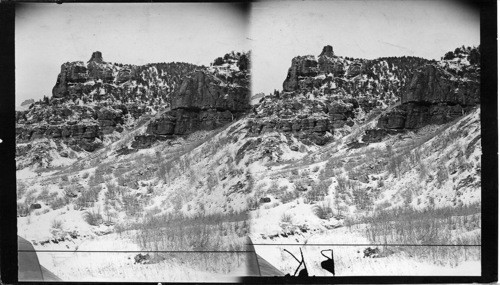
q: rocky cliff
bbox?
[137,51,251,148]
[16,51,250,168]
[248,45,479,146]
[249,45,433,145]
[369,46,480,142]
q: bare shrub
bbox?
[127,211,249,273]
[17,182,27,197]
[279,187,299,204]
[356,203,481,247]
[312,203,333,220]
[305,179,331,203]
[37,187,50,202]
[49,196,70,210]
[17,202,30,217]
[51,219,63,230]
[280,212,293,224]
[336,175,356,194]
[436,166,449,188]
[122,193,141,216]
[83,209,103,226]
[75,186,101,210]
[353,187,371,210]
[267,180,282,196]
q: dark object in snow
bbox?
[29,203,41,210]
[134,253,150,264]
[363,247,380,258]
[347,141,368,149]
[259,197,271,203]
[116,147,137,156]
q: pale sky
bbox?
[250,0,480,95]
[15,3,249,106]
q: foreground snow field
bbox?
[29,232,245,282]
[251,226,480,276]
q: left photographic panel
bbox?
[15,3,252,282]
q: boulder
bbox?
[259,197,271,203]
[29,203,42,210]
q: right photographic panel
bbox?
[246,0,482,277]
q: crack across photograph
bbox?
[15,0,483,282]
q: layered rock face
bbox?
[16,50,249,154]
[250,45,430,145]
[141,52,251,145]
[376,60,479,132]
[17,51,197,150]
[283,55,320,92]
[251,45,479,146]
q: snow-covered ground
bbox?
[33,232,244,282]
[252,227,480,276]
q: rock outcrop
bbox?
[135,51,251,148]
[88,51,104,63]
[16,51,249,164]
[252,45,479,146]
[252,45,426,145]
[375,63,479,131]
[17,51,199,153]
[365,48,480,142]
[283,55,319,92]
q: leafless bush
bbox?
[17,182,27,197]
[49,196,70,210]
[75,186,101,210]
[83,209,103,226]
[353,187,372,210]
[17,202,30,217]
[279,212,293,225]
[279,187,299,204]
[305,179,331,203]
[312,203,333,220]
[122,193,141,216]
[436,166,449,188]
[127,211,249,274]
[51,219,63,230]
[355,203,481,246]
